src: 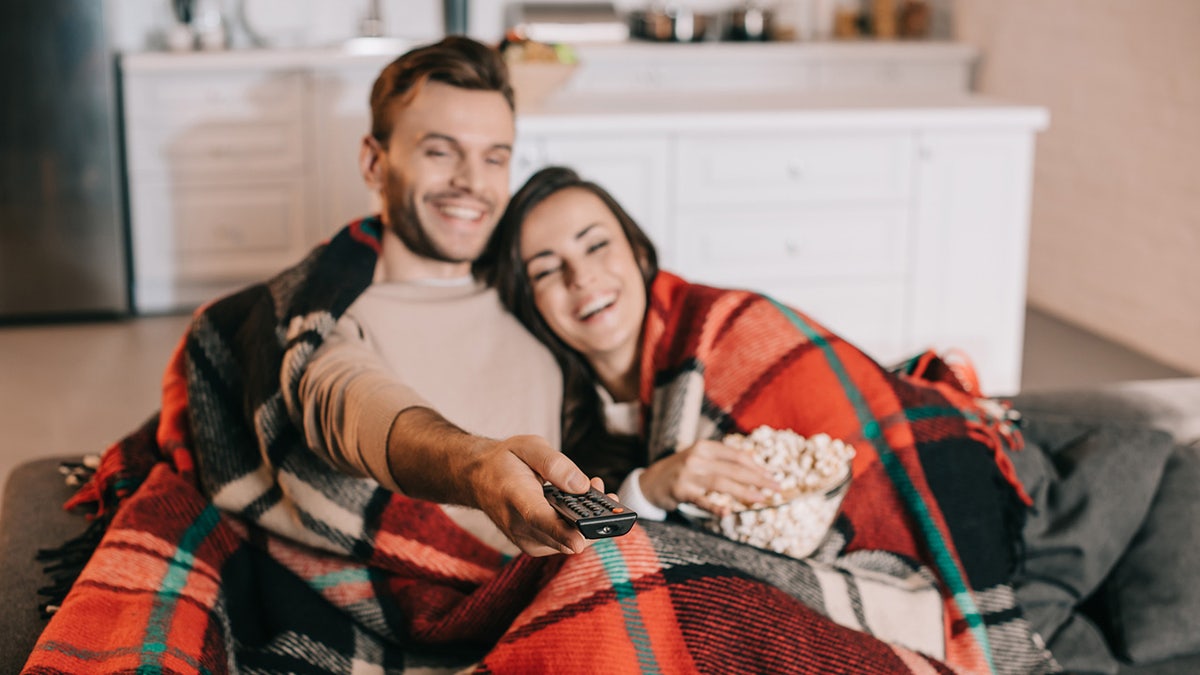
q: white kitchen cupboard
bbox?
[515,94,1047,394]
[120,44,1043,394]
[121,60,316,313]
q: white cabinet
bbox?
[122,64,315,313]
[309,64,385,242]
[518,103,1047,395]
[908,130,1038,395]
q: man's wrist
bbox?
[386,406,489,505]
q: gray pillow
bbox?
[1005,409,1175,674]
[1102,439,1200,663]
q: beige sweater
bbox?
[295,271,562,552]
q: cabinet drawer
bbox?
[127,119,304,178]
[676,132,911,205]
[124,71,304,124]
[131,180,308,284]
[676,206,909,281]
[174,184,300,254]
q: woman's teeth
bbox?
[578,294,616,320]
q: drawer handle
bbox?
[786,162,803,180]
[785,239,801,256]
[217,224,243,245]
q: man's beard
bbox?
[383,173,488,265]
[387,198,463,264]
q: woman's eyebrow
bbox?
[523,249,554,266]
[523,222,604,265]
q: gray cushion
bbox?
[0,457,86,671]
[1005,411,1175,674]
[1012,379,1200,670]
[1103,439,1200,663]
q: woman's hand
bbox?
[638,439,780,516]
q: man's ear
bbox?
[360,135,385,191]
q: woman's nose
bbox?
[566,262,596,289]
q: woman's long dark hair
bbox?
[477,166,659,490]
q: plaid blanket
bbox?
[24,220,1056,674]
[638,271,1057,675]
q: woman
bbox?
[481,166,1044,670]
[484,166,780,520]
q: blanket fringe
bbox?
[36,492,108,617]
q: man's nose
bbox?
[449,156,484,194]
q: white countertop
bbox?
[519,90,1049,132]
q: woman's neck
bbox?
[591,345,640,403]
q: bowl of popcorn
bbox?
[679,426,856,560]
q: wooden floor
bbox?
[0,306,1190,503]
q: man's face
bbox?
[369,81,515,271]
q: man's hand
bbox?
[462,434,599,556]
[385,407,598,557]
[639,439,780,516]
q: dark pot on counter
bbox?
[723,4,774,41]
[629,8,711,42]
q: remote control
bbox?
[543,484,638,539]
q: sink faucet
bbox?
[360,0,384,37]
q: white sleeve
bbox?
[617,468,669,522]
[293,314,430,492]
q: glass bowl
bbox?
[678,467,851,559]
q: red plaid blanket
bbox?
[635,272,1052,674]
[24,221,1056,674]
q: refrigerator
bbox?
[0,0,129,320]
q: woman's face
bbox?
[519,187,647,379]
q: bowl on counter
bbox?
[508,61,578,111]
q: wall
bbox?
[954,0,1200,375]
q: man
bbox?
[294,36,593,557]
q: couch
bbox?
[3,378,1199,673]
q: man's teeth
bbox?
[579,295,615,320]
[440,205,483,220]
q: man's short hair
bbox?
[369,36,514,144]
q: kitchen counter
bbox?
[519,89,1047,132]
